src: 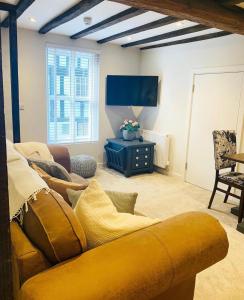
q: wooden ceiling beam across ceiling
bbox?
[0,2,15,11]
[97,16,180,44]
[1,0,35,28]
[70,7,146,39]
[220,0,243,5]
[111,0,244,35]
[122,24,208,48]
[140,31,232,50]
[39,0,104,34]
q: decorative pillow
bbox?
[28,158,72,182]
[23,189,87,264]
[67,188,137,213]
[74,180,160,249]
[30,163,51,179]
[31,163,88,205]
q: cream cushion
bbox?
[15,142,54,161]
[74,180,160,249]
[67,188,137,213]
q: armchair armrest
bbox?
[21,212,228,300]
[48,145,71,173]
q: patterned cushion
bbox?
[219,172,244,187]
[213,130,236,170]
[71,155,97,178]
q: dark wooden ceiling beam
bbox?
[97,16,180,44]
[140,31,232,50]
[1,0,35,28]
[39,0,104,34]
[219,0,244,12]
[122,24,208,48]
[111,0,244,35]
[70,7,146,39]
[0,2,15,11]
[220,0,243,5]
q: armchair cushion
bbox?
[23,190,87,264]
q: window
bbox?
[47,46,99,144]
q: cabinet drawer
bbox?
[132,160,150,169]
[133,146,150,155]
[134,154,151,162]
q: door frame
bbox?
[184,65,244,183]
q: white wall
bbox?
[2,28,140,163]
[139,34,244,177]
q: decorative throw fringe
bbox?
[11,187,50,224]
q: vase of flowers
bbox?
[120,120,140,141]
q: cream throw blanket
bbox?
[75,180,160,249]
[7,140,48,220]
[14,142,54,161]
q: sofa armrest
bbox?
[11,222,50,285]
[21,212,228,300]
[48,145,71,173]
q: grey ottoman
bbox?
[71,155,97,178]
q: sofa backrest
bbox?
[48,145,71,173]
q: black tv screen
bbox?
[106,75,158,106]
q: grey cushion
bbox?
[28,159,72,182]
[66,188,138,213]
[71,155,97,178]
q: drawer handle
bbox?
[145,162,148,166]
[136,164,139,167]
[145,148,148,151]
[136,149,139,153]
[136,157,139,160]
[145,155,148,158]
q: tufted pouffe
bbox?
[71,155,97,178]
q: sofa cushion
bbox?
[67,188,137,213]
[31,163,88,204]
[74,180,160,249]
[23,189,87,264]
[28,158,72,182]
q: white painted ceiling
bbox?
[0,0,236,49]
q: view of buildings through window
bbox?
[47,47,99,143]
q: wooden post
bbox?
[9,11,21,143]
[0,28,13,300]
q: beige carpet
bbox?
[95,167,244,300]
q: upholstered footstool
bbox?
[71,155,97,178]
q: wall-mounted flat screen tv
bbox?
[106,75,158,106]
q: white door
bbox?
[186,72,244,190]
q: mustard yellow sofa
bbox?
[11,190,228,300]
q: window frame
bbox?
[46,44,100,145]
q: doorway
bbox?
[186,70,244,191]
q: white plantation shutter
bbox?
[47,46,99,144]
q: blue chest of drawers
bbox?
[105,138,156,177]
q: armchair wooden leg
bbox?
[224,186,231,203]
[208,180,218,209]
[238,190,244,224]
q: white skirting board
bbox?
[142,130,170,169]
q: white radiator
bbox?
[142,130,170,169]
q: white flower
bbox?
[124,120,128,125]
[132,121,138,126]
[129,120,133,123]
